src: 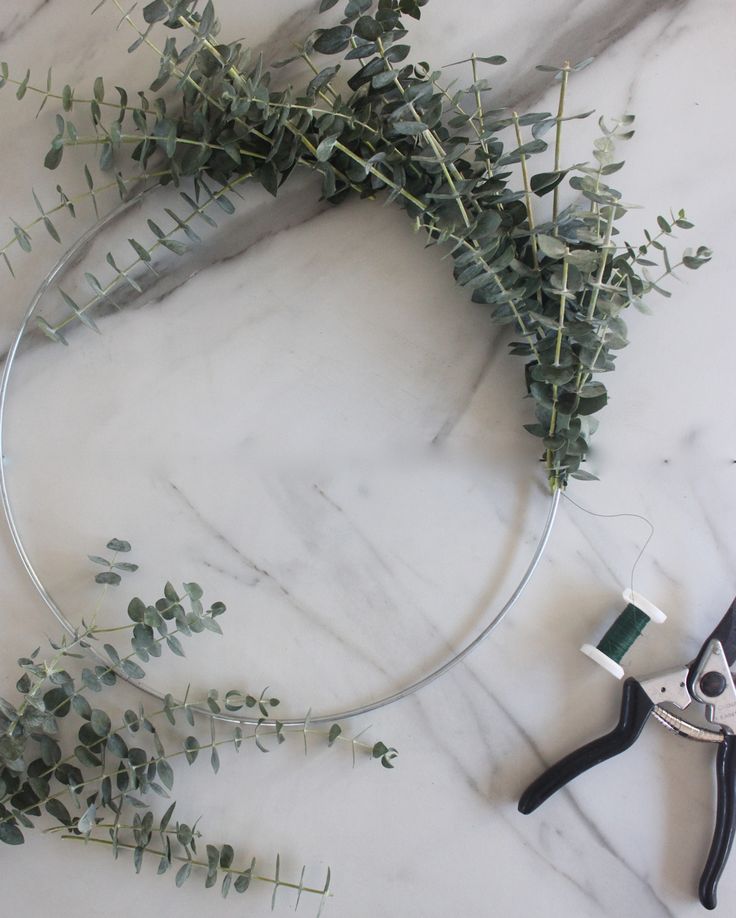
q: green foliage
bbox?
[0,541,395,907]
[0,0,708,488]
[372,741,399,768]
[89,538,139,586]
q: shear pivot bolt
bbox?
[700,671,727,698]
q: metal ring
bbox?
[0,192,561,727]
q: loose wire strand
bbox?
[561,491,655,597]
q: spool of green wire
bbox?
[581,589,667,679]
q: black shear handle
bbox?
[700,734,736,910]
[518,678,654,815]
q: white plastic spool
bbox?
[581,588,667,680]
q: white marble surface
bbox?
[1,1,736,916]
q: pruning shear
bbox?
[519,596,736,910]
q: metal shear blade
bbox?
[644,598,736,741]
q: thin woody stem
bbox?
[512,111,543,309]
[546,254,569,489]
[551,62,570,229]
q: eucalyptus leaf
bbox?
[184,736,199,765]
[157,758,174,790]
[536,235,567,259]
[314,26,352,55]
[90,709,112,737]
[76,803,96,835]
[175,862,192,887]
[0,822,24,845]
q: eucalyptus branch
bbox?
[4,718,375,829]
[59,127,271,163]
[39,170,253,340]
[0,66,151,118]
[61,833,332,905]
[0,170,170,274]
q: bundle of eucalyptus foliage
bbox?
[0,540,396,909]
[0,0,711,490]
[0,0,712,907]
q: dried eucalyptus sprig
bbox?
[0,541,396,910]
[0,0,710,489]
